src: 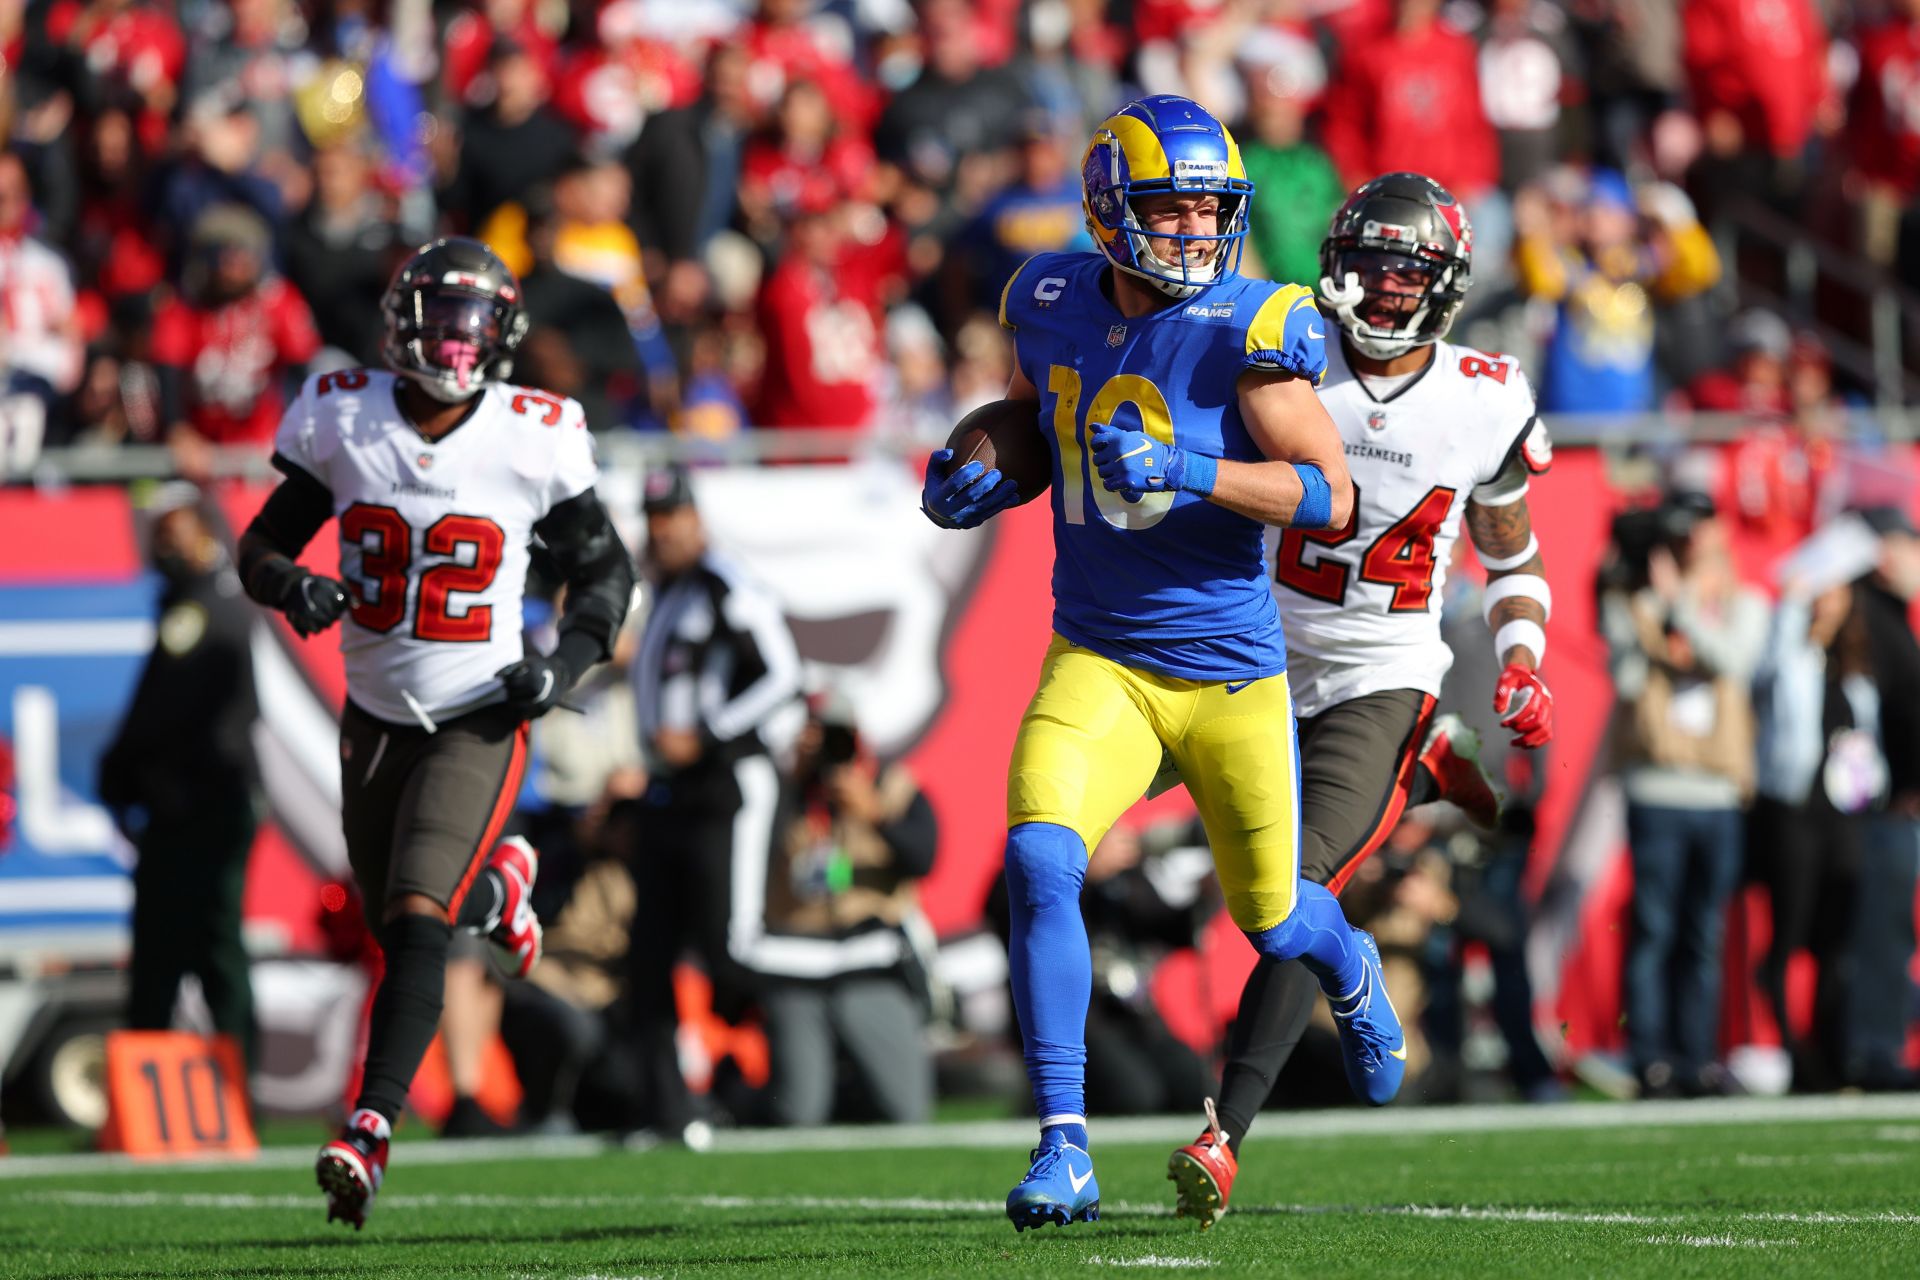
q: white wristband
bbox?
[1482,573,1553,624]
[1475,534,1538,572]
[1495,619,1548,665]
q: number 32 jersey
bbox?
[1270,339,1546,719]
[274,369,599,725]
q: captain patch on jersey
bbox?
[1000,248,1327,683]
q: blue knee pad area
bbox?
[1246,879,1364,996]
[1005,822,1088,912]
[1004,822,1092,1130]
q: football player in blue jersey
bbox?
[920,95,1408,1231]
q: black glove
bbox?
[280,573,351,638]
[495,652,573,720]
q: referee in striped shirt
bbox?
[625,465,803,1141]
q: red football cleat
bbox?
[486,836,543,979]
[1417,713,1502,831]
[1167,1098,1238,1230]
[317,1109,390,1229]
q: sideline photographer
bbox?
[1599,486,1769,1097]
[752,693,938,1126]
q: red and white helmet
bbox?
[1318,173,1473,360]
[381,237,530,403]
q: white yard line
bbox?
[1736,1210,1920,1224]
[1084,1258,1215,1269]
[0,1132,607,1180]
[17,1189,1920,1230]
[4,1093,1919,1181]
[1643,1234,1799,1248]
[707,1094,1920,1155]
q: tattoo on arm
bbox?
[1465,494,1531,558]
[1466,497,1548,666]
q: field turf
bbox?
[3,1096,1917,1278]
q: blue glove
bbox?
[921,448,1018,529]
[1088,424,1217,503]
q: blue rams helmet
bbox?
[1081,95,1254,300]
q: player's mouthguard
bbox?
[434,339,481,390]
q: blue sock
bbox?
[1043,1120,1090,1150]
[1247,880,1366,998]
[1004,822,1091,1139]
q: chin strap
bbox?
[1120,252,1216,300]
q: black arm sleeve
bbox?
[876,787,939,879]
[534,488,636,673]
[237,455,334,605]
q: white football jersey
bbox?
[1271,339,1545,719]
[274,369,599,725]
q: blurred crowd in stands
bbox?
[1,0,1918,479]
[22,0,1920,1132]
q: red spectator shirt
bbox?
[1133,0,1229,45]
[442,8,559,105]
[76,190,166,302]
[151,277,321,445]
[740,135,877,215]
[1726,424,1841,556]
[754,257,879,432]
[1320,21,1498,199]
[740,21,879,132]
[1318,0,1392,48]
[44,1,186,151]
[553,39,701,148]
[1848,19,1920,198]
[1683,0,1827,159]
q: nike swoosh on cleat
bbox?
[1388,1046,1408,1060]
[1117,442,1153,461]
[1225,679,1254,695]
[1307,325,1323,339]
[1068,1165,1093,1193]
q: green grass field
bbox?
[4,1097,1919,1279]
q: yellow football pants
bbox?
[1006,635,1301,931]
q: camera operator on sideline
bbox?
[750,691,939,1127]
[1599,486,1769,1097]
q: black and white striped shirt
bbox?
[634,551,803,773]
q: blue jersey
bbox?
[999,251,1328,682]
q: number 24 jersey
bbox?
[1270,338,1547,719]
[273,369,600,725]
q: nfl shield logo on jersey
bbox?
[1106,325,1127,348]
[1366,409,1388,432]
[417,452,434,469]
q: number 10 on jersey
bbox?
[1048,364,1177,531]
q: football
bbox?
[943,398,1052,505]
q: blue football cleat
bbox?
[1329,928,1406,1106]
[1006,1131,1101,1231]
